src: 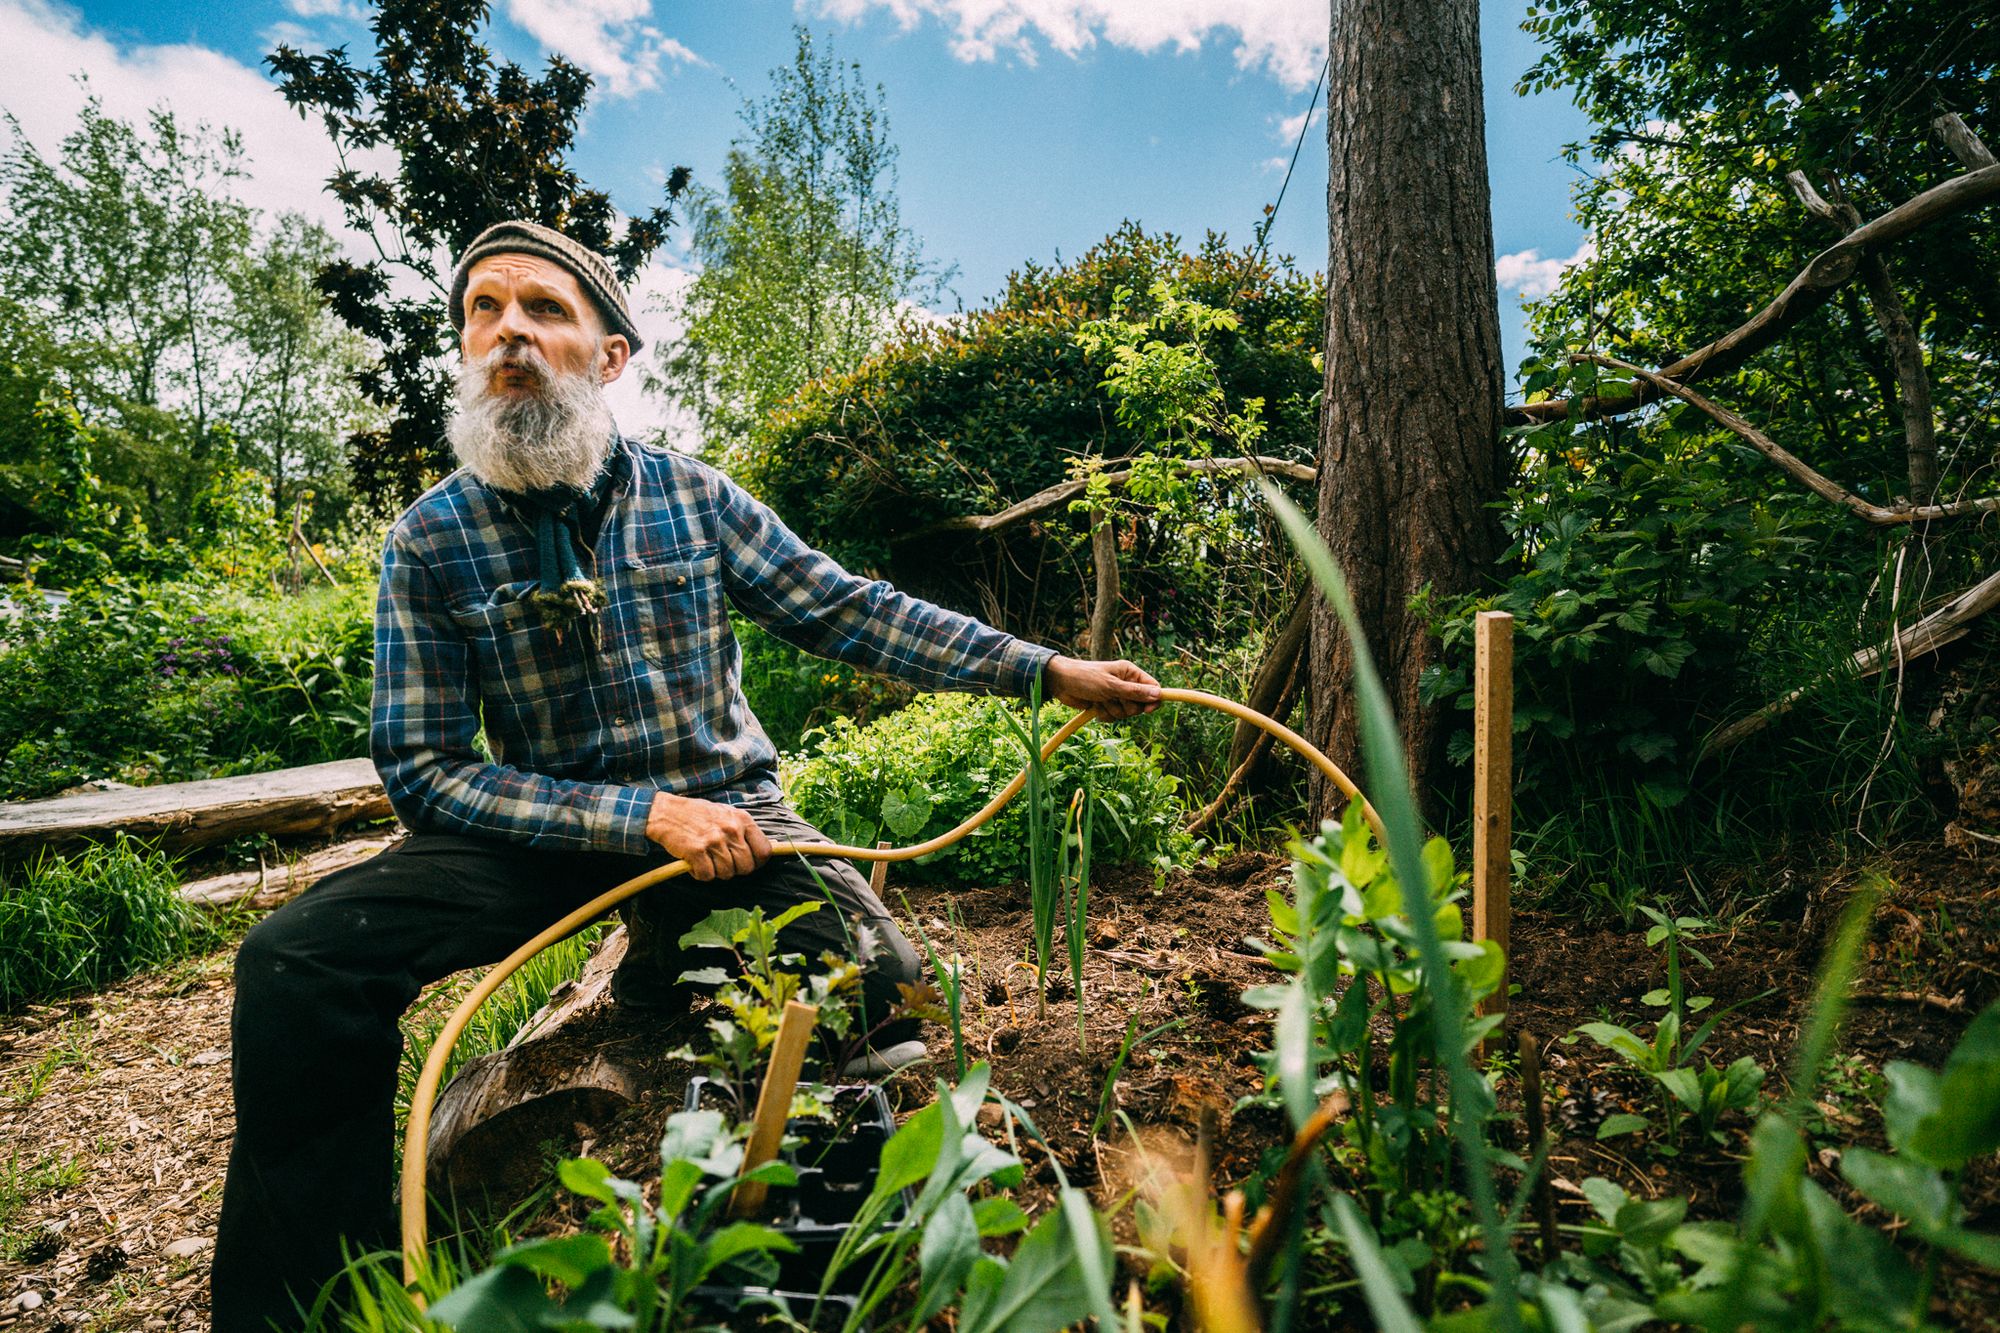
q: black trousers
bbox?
[210,798,921,1333]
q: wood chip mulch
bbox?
[0,948,237,1331]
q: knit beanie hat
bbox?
[448,220,643,352]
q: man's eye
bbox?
[536,300,567,317]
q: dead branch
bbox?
[1577,354,2000,525]
[1787,171,1939,502]
[1514,163,2000,426]
[892,455,1316,545]
[1934,114,1997,171]
[1700,565,2000,758]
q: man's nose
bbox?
[493,299,533,342]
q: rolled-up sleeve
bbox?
[711,473,1055,697]
[369,532,656,853]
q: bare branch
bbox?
[892,454,1316,544]
[1577,354,1997,525]
[1934,113,1997,171]
[1514,163,2000,425]
[1700,566,2000,759]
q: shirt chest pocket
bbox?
[446,586,587,738]
[623,551,726,668]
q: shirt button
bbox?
[614,715,629,726]
[676,575,687,586]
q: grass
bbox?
[0,1150,86,1261]
[6,1017,97,1106]
[0,836,223,1014]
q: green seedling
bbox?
[1571,905,1771,1149]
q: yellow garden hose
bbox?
[399,687,1376,1285]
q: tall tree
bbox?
[1308,0,1505,818]
[268,0,689,503]
[0,100,257,535]
[652,27,943,463]
[226,213,373,524]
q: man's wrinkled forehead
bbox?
[464,253,597,316]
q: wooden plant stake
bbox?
[869,840,892,897]
[1519,1031,1560,1262]
[732,999,819,1219]
[1472,611,1515,1026]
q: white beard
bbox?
[447,345,616,493]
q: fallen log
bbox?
[179,835,397,911]
[0,758,390,856]
[425,927,668,1209]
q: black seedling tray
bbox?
[690,1285,864,1331]
[685,1076,911,1294]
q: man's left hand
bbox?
[1042,655,1162,721]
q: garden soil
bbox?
[3,836,1999,1329]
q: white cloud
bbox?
[805,0,1326,90]
[284,0,367,18]
[503,0,706,99]
[1274,104,1321,142]
[1495,239,1595,300]
[0,0,386,256]
[608,258,698,445]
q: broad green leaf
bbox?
[1420,836,1455,895]
[1580,1177,1629,1227]
[972,1196,1030,1237]
[557,1157,621,1208]
[1840,1148,1953,1237]
[876,1100,945,1198]
[1905,1001,2000,1169]
[1576,1022,1652,1069]
[490,1233,611,1287]
[956,1206,1102,1333]
[696,1222,797,1281]
[1797,1181,1919,1318]
[1059,1187,1121,1332]
[881,785,934,840]
[1881,1060,1943,1158]
[1275,981,1315,1133]
[1655,1067,1703,1112]
[677,908,751,952]
[1597,1112,1650,1140]
[914,1193,982,1324]
[768,899,822,932]
[1613,1195,1686,1249]
[426,1265,559,1331]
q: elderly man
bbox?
[210,219,1159,1329]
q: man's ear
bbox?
[598,334,632,385]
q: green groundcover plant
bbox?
[0,835,223,1012]
[782,692,1189,885]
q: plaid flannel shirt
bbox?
[371,435,1055,853]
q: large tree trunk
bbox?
[1308,0,1505,822]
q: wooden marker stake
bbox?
[733,999,819,1218]
[1472,611,1514,1025]
[869,840,892,897]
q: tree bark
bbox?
[1087,513,1120,660]
[1309,0,1505,819]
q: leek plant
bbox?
[1001,676,1060,1019]
[1065,786,1094,1055]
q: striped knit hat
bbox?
[448,220,643,352]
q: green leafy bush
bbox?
[782,693,1188,885]
[0,578,373,798]
[732,613,911,753]
[0,836,218,1011]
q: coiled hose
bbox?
[400,686,1376,1284]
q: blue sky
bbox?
[1,0,1595,435]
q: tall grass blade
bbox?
[1261,482,1522,1331]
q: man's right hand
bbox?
[645,792,774,881]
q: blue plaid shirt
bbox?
[371,435,1054,853]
